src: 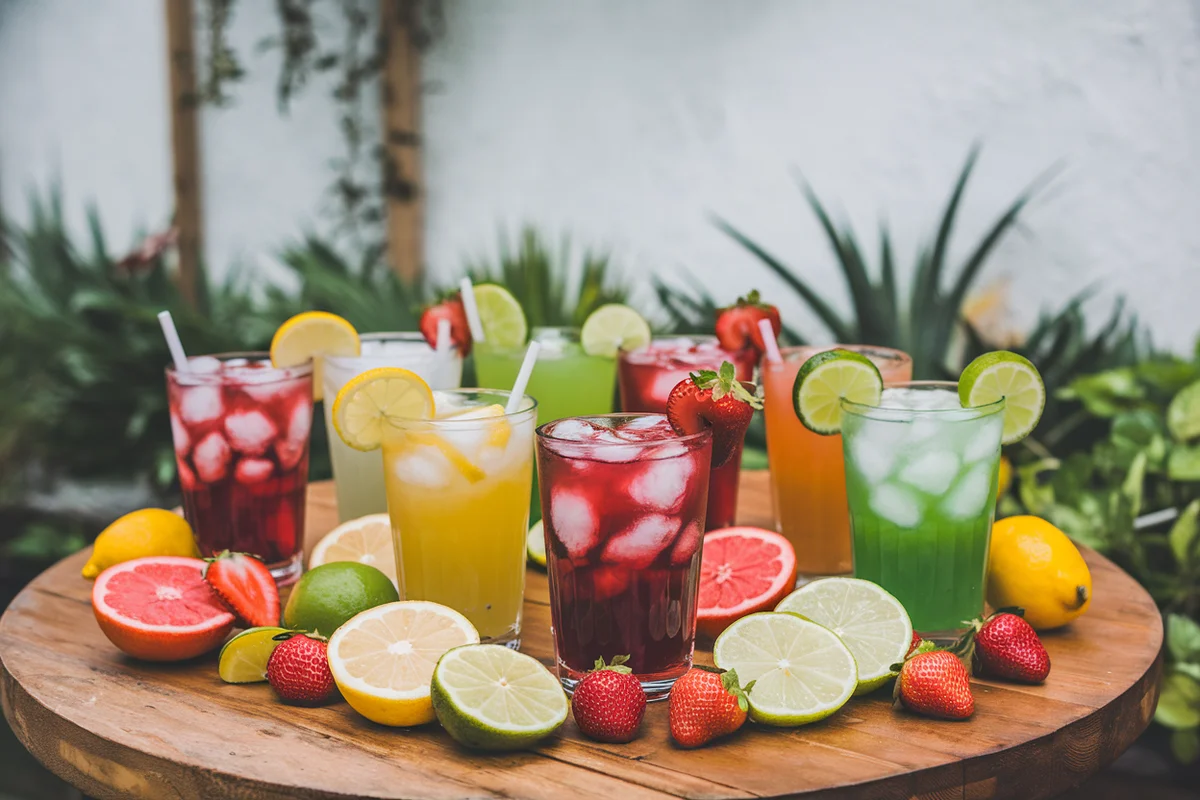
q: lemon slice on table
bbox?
[580,304,652,358]
[270,311,361,401]
[526,520,546,568]
[958,351,1046,445]
[776,577,912,695]
[218,626,288,684]
[331,367,435,451]
[792,349,884,435]
[309,513,397,589]
[328,601,480,727]
[472,284,528,349]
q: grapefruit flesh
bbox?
[696,527,797,639]
[92,556,236,661]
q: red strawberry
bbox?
[419,295,472,357]
[907,630,922,657]
[666,362,761,467]
[893,645,974,720]
[961,610,1050,684]
[204,551,280,628]
[714,290,781,361]
[669,666,753,748]
[571,655,647,743]
[266,633,337,705]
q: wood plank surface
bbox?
[0,474,1163,800]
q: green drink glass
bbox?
[474,327,618,521]
[840,382,1004,640]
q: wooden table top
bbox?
[1,473,1164,800]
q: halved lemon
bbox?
[309,514,397,589]
[331,367,435,451]
[327,600,480,727]
[270,311,361,401]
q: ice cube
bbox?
[391,445,454,489]
[670,521,703,564]
[224,410,278,456]
[649,373,684,406]
[869,483,922,528]
[617,416,675,442]
[177,460,197,490]
[906,417,942,445]
[170,415,191,457]
[629,458,694,512]
[942,462,994,520]
[192,432,231,483]
[275,401,312,470]
[179,386,224,425]
[188,356,222,373]
[550,490,599,559]
[587,428,642,463]
[235,457,275,485]
[962,419,1002,464]
[223,358,249,368]
[898,450,960,495]
[602,515,679,569]
[645,442,687,460]
[548,419,601,441]
[621,415,671,432]
[848,435,897,483]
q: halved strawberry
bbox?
[204,551,281,628]
[419,295,472,357]
[666,362,762,468]
[714,290,781,360]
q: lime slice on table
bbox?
[473,284,528,349]
[958,351,1046,445]
[331,367,435,452]
[713,612,857,726]
[432,644,568,750]
[526,520,547,568]
[218,626,288,684]
[775,578,912,696]
[792,349,884,435]
[579,304,652,358]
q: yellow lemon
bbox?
[82,508,199,579]
[997,454,1013,498]
[986,515,1092,630]
[270,311,360,401]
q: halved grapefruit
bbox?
[92,556,236,661]
[697,527,797,639]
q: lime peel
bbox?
[958,350,1046,445]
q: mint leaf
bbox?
[719,361,735,384]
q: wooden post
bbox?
[380,0,423,282]
[164,0,204,307]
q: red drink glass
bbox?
[536,415,712,699]
[166,353,312,586]
[617,336,754,529]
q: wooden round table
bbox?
[1,474,1163,800]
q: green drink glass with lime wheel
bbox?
[792,350,1045,640]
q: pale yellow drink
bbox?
[381,389,536,645]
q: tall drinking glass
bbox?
[323,332,463,521]
[166,354,313,586]
[617,336,754,530]
[841,382,1004,639]
[762,345,912,580]
[381,389,536,647]
[537,414,712,699]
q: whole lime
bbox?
[284,562,399,637]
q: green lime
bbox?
[218,626,288,683]
[283,562,399,637]
[472,284,528,349]
[431,644,568,750]
[775,578,912,696]
[958,350,1045,444]
[713,612,857,726]
[526,520,546,568]
[579,304,652,358]
[792,349,883,435]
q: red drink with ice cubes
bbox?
[617,337,754,530]
[536,415,712,699]
[166,354,312,585]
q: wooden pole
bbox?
[164,0,204,307]
[380,0,423,282]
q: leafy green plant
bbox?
[1157,614,1200,764]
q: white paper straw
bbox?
[758,318,783,364]
[459,277,486,343]
[505,340,541,414]
[435,317,452,356]
[157,311,190,371]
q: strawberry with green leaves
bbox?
[419,293,472,356]
[893,642,974,720]
[957,609,1051,684]
[666,362,762,468]
[715,290,781,362]
[571,655,647,743]
[669,666,754,748]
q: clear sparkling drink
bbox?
[841,382,1004,638]
[537,415,712,699]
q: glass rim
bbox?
[774,343,912,368]
[165,351,312,383]
[325,331,459,369]
[536,413,712,446]
[618,333,729,358]
[840,380,1005,420]
[419,388,538,424]
[475,326,581,353]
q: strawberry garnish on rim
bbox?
[666,361,762,468]
[419,293,472,357]
[714,290,781,361]
[203,551,281,629]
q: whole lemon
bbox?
[987,515,1091,630]
[82,508,200,579]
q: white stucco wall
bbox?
[2,0,1198,352]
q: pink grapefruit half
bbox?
[697,527,797,640]
[92,556,236,661]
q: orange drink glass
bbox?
[762,345,912,580]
